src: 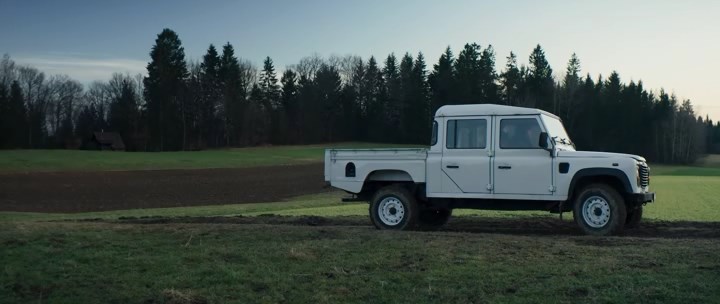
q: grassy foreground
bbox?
[0,143,417,173]
[2,220,719,304]
[2,172,720,303]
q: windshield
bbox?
[541,114,575,151]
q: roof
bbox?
[435,104,559,119]
[92,132,126,150]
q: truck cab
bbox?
[324,104,655,236]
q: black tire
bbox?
[418,208,452,231]
[369,185,419,230]
[573,183,627,236]
[625,206,643,229]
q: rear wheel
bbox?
[625,206,643,229]
[369,185,419,230]
[418,208,452,230]
[573,183,627,236]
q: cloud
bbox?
[13,55,147,84]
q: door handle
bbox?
[498,165,512,170]
[446,165,459,169]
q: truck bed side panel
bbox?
[325,148,428,193]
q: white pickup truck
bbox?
[324,104,655,236]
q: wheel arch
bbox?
[568,168,632,202]
[365,169,414,182]
[357,170,423,201]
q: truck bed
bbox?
[324,148,428,193]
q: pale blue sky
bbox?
[1,0,718,119]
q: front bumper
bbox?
[630,192,655,204]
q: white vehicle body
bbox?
[324,104,654,235]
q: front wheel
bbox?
[573,184,627,236]
[369,185,419,230]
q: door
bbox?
[440,117,492,193]
[493,116,553,195]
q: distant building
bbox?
[91,131,125,151]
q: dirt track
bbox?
[0,163,328,213]
[115,215,720,239]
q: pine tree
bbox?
[500,52,522,106]
[478,45,500,104]
[561,53,581,127]
[339,82,359,142]
[143,28,188,151]
[383,54,401,142]
[297,74,317,143]
[199,44,222,147]
[259,56,282,143]
[348,59,366,140]
[260,56,280,109]
[603,72,623,151]
[316,64,342,141]
[219,43,243,146]
[528,44,554,111]
[454,43,482,104]
[363,56,385,142]
[399,53,415,141]
[571,74,597,150]
[245,84,265,145]
[564,53,581,87]
[0,84,7,147]
[183,61,202,148]
[281,69,299,143]
[8,81,28,148]
[411,52,431,143]
[429,46,455,113]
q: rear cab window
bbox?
[446,119,487,149]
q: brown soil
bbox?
[0,163,329,213]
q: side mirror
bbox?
[539,132,552,151]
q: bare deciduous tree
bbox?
[293,54,324,80]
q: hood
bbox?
[557,150,646,162]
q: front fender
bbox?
[568,168,633,197]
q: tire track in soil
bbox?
[112,215,720,239]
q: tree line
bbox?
[1,28,719,163]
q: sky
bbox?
[1,0,719,120]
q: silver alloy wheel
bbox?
[378,196,405,226]
[582,195,611,228]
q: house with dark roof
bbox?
[91,131,125,151]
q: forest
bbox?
[1,28,719,163]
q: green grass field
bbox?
[1,149,719,303]
[0,143,418,173]
[3,220,718,304]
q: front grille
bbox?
[638,163,650,187]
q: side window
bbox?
[499,118,542,149]
[431,120,438,146]
[446,119,487,149]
